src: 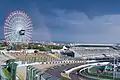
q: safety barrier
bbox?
[17,60,84,67]
[65,62,109,74]
[26,65,60,80]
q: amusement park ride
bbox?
[4,10,33,50]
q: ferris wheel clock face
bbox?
[4,11,33,44]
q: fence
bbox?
[26,65,60,80]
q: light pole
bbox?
[31,68,37,80]
[113,56,116,80]
[35,74,39,80]
[115,56,119,79]
[27,68,30,80]
[35,71,42,80]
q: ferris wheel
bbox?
[4,11,33,45]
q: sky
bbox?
[1,0,120,43]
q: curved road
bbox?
[45,63,84,80]
[45,63,101,80]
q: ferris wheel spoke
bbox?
[26,29,33,31]
[26,27,33,31]
[4,25,13,30]
[4,26,14,31]
[25,35,32,39]
[25,36,32,42]
[26,26,33,30]
[26,30,32,32]
[27,28,33,30]
[5,22,14,29]
[26,30,33,33]
[4,31,13,35]
[23,17,30,22]
[5,34,14,42]
[25,33,32,38]
[4,29,13,32]
[5,35,10,39]
[26,32,32,35]
[27,37,32,41]
[25,20,32,25]
[24,20,31,25]
[26,32,33,35]
[7,18,16,25]
[25,23,31,27]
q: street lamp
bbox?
[35,74,39,80]
[27,68,30,80]
[113,56,117,80]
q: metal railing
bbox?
[26,65,60,80]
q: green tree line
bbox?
[28,44,63,51]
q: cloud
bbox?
[46,9,120,43]
[28,2,120,43]
[29,4,51,41]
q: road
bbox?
[45,63,101,80]
[45,63,84,80]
